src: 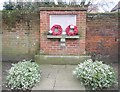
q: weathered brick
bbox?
[40,8,86,55]
[86,13,118,59]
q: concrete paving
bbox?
[2,62,118,91]
[32,65,85,90]
[0,67,1,91]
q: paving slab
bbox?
[32,65,85,90]
[0,62,2,91]
[54,65,85,90]
[32,78,55,90]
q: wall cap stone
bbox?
[39,7,88,11]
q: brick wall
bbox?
[2,10,118,61]
[86,13,118,61]
[40,7,87,55]
[2,20,40,62]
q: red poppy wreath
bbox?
[50,25,62,35]
[66,25,78,36]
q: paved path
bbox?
[2,62,118,91]
[32,65,85,90]
[0,62,2,92]
[2,63,85,91]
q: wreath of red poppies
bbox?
[66,25,78,36]
[51,25,62,35]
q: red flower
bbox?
[51,25,62,35]
[66,25,78,36]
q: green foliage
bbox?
[73,59,117,90]
[3,1,88,11]
[6,60,41,90]
[2,2,40,29]
[3,2,15,10]
[2,9,39,29]
[2,1,88,29]
[2,10,22,28]
[3,2,37,10]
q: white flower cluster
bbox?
[73,59,117,90]
[6,60,41,90]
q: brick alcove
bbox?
[40,7,87,55]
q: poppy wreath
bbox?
[66,25,78,36]
[51,25,62,35]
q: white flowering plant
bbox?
[73,59,117,90]
[6,60,41,90]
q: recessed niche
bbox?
[50,15,76,31]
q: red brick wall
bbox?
[40,9,87,55]
[86,13,118,60]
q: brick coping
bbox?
[39,7,88,11]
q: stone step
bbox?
[35,55,91,65]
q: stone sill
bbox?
[35,55,91,65]
[47,35,79,39]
